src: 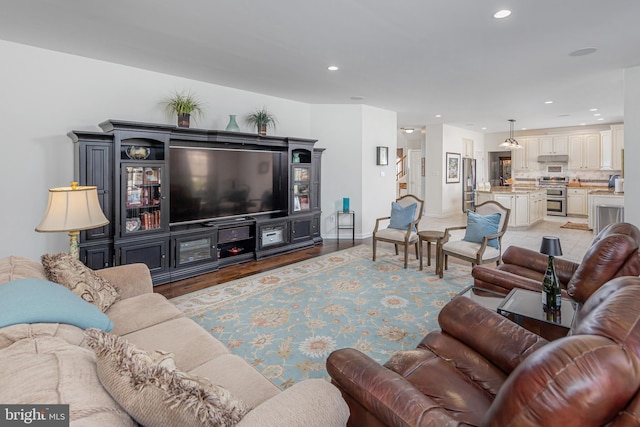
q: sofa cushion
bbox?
[0,327,136,426]
[85,329,249,427]
[189,354,281,409]
[121,316,229,372]
[42,253,119,312]
[0,278,113,331]
[106,293,184,336]
[0,256,46,285]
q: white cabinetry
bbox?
[612,124,624,171]
[568,134,601,170]
[477,190,545,228]
[512,138,539,172]
[588,193,624,231]
[567,188,588,216]
[462,138,474,158]
[539,136,568,155]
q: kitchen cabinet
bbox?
[567,188,588,216]
[512,138,539,172]
[477,189,545,228]
[462,138,474,158]
[612,124,624,171]
[539,136,568,155]
[569,134,601,170]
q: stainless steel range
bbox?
[538,176,569,216]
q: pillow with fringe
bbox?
[84,328,249,427]
[42,253,119,312]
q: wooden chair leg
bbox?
[414,243,419,259]
[394,244,399,255]
[403,243,409,268]
[372,239,377,261]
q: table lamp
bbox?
[36,182,109,259]
[540,236,563,312]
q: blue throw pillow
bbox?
[0,278,113,331]
[388,202,418,231]
[463,210,502,249]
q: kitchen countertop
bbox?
[477,187,545,194]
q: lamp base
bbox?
[68,230,80,259]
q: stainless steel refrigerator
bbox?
[462,158,476,213]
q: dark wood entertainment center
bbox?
[69,120,323,285]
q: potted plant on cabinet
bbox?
[163,91,203,128]
[245,107,277,135]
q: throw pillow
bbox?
[463,210,502,249]
[388,202,418,231]
[42,252,119,312]
[0,278,113,331]
[84,328,249,427]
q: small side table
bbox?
[337,210,355,242]
[418,230,445,271]
[497,288,578,341]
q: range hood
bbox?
[537,154,569,163]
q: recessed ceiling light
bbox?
[435,114,442,118]
[350,96,364,101]
[597,118,604,121]
[594,113,601,117]
[327,65,339,71]
[557,114,570,117]
[401,128,415,134]
[580,123,587,126]
[569,47,597,57]
[494,9,511,19]
[521,128,527,131]
[589,108,598,112]
[544,101,553,104]
[481,127,487,130]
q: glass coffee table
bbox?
[457,286,507,311]
[497,288,578,341]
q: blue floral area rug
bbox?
[172,244,472,389]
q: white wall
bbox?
[624,65,640,227]
[0,40,312,260]
[311,104,397,239]
[425,125,444,216]
[0,39,398,259]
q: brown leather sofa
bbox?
[327,276,640,427]
[472,222,640,303]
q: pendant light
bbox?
[499,119,523,149]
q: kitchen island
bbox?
[476,188,546,228]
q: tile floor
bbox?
[419,214,594,264]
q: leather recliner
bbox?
[326,276,640,427]
[472,222,640,303]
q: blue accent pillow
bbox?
[0,278,113,331]
[389,202,418,231]
[463,210,502,249]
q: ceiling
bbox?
[2,0,640,134]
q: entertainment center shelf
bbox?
[69,120,323,285]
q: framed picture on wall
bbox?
[376,146,389,165]
[446,152,461,183]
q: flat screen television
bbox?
[170,146,286,225]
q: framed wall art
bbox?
[446,152,461,184]
[376,146,389,165]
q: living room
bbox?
[2,2,640,426]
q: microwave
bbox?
[546,164,564,174]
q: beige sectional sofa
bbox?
[0,256,349,426]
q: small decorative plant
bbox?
[245,107,277,135]
[163,91,203,128]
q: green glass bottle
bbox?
[542,255,561,311]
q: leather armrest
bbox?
[436,296,548,373]
[472,265,545,294]
[501,246,578,285]
[326,349,455,427]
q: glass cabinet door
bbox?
[292,165,311,212]
[123,165,164,234]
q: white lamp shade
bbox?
[36,185,109,232]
